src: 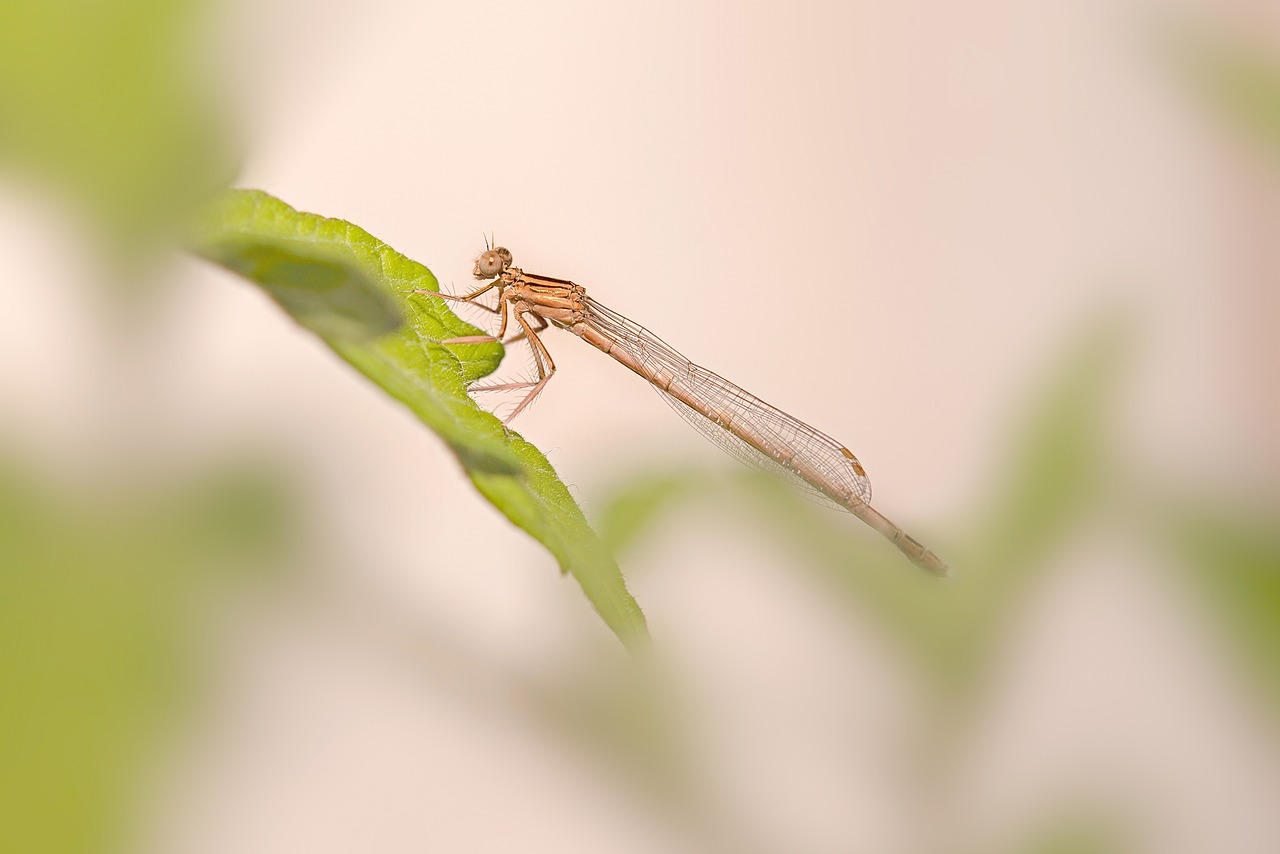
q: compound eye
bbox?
[474,249,506,278]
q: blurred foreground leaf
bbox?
[1006,812,1127,854]
[596,471,708,555]
[0,0,234,251]
[192,190,647,646]
[1161,502,1280,711]
[971,312,1128,577]
[0,459,291,854]
[1174,29,1280,158]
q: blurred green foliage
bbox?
[1161,502,1280,709]
[0,459,292,854]
[596,471,709,555]
[1008,813,1127,854]
[0,0,234,253]
[1167,26,1280,710]
[192,190,648,647]
[1175,29,1280,159]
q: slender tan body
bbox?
[420,250,948,577]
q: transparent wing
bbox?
[583,296,871,506]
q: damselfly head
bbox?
[473,246,513,279]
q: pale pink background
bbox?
[1,0,1277,852]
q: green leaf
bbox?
[191,189,648,647]
[198,231,403,342]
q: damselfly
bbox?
[418,246,948,577]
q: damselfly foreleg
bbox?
[414,282,510,344]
